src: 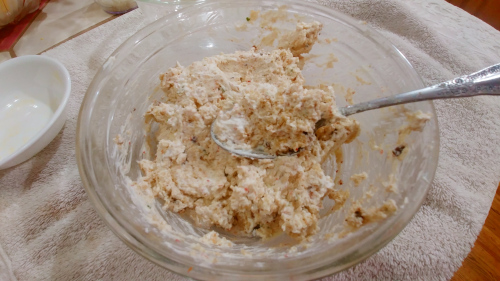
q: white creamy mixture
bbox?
[134,22,362,240]
[0,92,54,161]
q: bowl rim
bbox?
[135,0,205,3]
[77,0,440,279]
[0,55,71,169]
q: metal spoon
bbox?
[211,63,500,159]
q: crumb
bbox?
[383,174,398,193]
[345,199,397,229]
[200,231,234,248]
[350,172,368,186]
[392,145,406,157]
[113,134,124,145]
[345,88,355,105]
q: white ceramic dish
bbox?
[0,55,71,170]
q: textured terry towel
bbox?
[1,0,500,280]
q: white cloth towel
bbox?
[1,0,499,280]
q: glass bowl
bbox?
[77,0,439,280]
[135,0,207,20]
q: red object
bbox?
[0,0,50,52]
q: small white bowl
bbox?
[0,55,71,170]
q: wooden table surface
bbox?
[445,2,500,279]
[446,0,500,30]
[451,184,500,281]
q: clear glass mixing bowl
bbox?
[135,0,207,20]
[77,1,439,280]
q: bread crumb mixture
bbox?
[211,50,356,155]
[136,22,360,240]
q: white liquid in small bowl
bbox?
[0,92,54,161]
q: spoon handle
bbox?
[340,63,500,116]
